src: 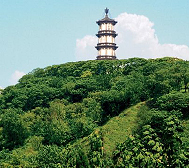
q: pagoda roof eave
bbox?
[96,20,117,25]
[96,16,117,25]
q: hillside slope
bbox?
[75,102,146,157]
[0,57,189,167]
[98,102,146,157]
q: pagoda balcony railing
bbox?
[95,43,118,50]
[96,55,117,60]
[96,30,118,37]
[98,30,116,34]
[96,42,117,46]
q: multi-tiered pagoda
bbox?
[95,8,118,60]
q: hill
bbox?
[0,57,189,167]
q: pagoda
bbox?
[95,8,118,60]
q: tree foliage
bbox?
[0,57,189,167]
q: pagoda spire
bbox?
[105,7,109,16]
[95,8,118,60]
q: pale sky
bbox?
[1,0,189,88]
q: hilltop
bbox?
[0,57,189,167]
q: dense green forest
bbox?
[0,57,189,167]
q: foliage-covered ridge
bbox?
[0,57,189,167]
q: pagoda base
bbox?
[96,55,117,60]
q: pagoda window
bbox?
[101,48,106,55]
[107,23,112,30]
[107,48,112,55]
[107,36,113,43]
[101,24,106,30]
[99,37,102,43]
[101,36,106,43]
[112,50,115,56]
[101,36,105,43]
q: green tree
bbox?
[0,109,28,150]
[155,92,189,117]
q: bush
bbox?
[155,92,189,117]
[0,109,29,150]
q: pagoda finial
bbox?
[105,8,109,16]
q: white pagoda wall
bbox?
[100,23,114,31]
[100,24,106,30]
[99,36,106,43]
[98,48,115,56]
[107,36,114,43]
[107,23,113,30]
[100,49,106,55]
[107,48,111,55]
[99,36,114,43]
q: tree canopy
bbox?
[0,57,189,167]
